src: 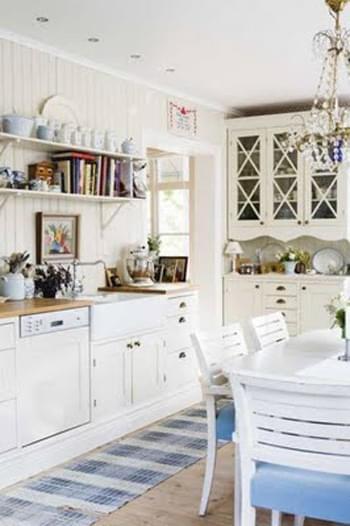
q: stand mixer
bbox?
[126,245,155,287]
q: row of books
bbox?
[52,151,132,197]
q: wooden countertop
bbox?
[0,298,93,319]
[98,283,199,295]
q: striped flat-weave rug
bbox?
[0,404,212,526]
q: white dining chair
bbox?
[229,371,350,526]
[191,324,248,518]
[251,312,289,350]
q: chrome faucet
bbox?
[71,259,107,298]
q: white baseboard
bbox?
[0,383,202,490]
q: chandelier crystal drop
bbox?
[288,0,350,170]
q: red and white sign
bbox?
[168,100,198,138]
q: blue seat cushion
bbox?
[252,462,350,524]
[216,403,235,441]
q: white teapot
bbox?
[0,273,25,300]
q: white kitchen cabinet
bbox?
[227,113,349,241]
[131,333,164,405]
[91,340,129,422]
[299,282,340,333]
[0,400,17,454]
[228,130,267,228]
[224,275,344,337]
[166,348,197,392]
[224,279,263,324]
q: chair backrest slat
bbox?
[191,324,248,387]
[251,312,289,350]
[230,372,350,475]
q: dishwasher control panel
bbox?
[20,307,89,337]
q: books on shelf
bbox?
[51,151,130,198]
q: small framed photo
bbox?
[36,212,80,264]
[105,267,121,288]
[158,257,188,283]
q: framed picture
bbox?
[36,212,80,264]
[105,267,121,288]
[158,257,188,283]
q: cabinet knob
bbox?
[255,284,260,289]
[304,220,309,225]
[260,221,264,225]
[179,352,187,359]
[126,342,133,349]
[297,220,302,225]
[179,302,187,309]
[179,317,186,324]
[134,340,141,347]
[302,286,307,291]
[281,312,286,317]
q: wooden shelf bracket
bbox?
[100,201,130,231]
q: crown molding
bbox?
[0,28,231,114]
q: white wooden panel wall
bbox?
[0,38,223,291]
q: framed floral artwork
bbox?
[36,212,80,263]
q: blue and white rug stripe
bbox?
[0,404,215,526]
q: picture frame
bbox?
[36,212,80,264]
[158,257,188,283]
[105,267,121,288]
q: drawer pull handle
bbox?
[179,302,187,309]
[277,286,286,291]
[179,352,187,359]
[179,317,186,324]
[134,341,141,347]
[281,312,286,317]
[276,299,286,305]
[255,285,260,289]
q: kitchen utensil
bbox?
[126,245,155,286]
[2,114,33,137]
[312,248,344,275]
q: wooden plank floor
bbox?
[96,444,327,526]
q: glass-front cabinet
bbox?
[267,129,303,224]
[229,130,266,226]
[228,120,346,240]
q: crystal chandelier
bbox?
[288,0,350,170]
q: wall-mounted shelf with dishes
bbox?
[0,132,146,163]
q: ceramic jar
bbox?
[0,273,25,300]
[121,137,136,155]
[105,130,118,152]
[91,130,104,149]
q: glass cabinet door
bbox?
[268,130,302,223]
[307,165,340,224]
[230,131,266,225]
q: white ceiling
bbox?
[0,0,346,112]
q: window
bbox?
[148,155,192,257]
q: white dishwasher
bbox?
[18,307,90,446]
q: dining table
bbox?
[222,328,350,384]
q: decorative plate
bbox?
[312,248,344,275]
[40,95,80,125]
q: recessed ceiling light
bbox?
[130,53,142,60]
[88,37,100,43]
[36,16,49,23]
[165,67,176,73]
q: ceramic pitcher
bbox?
[0,273,25,300]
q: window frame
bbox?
[148,155,194,261]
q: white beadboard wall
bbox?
[0,38,224,291]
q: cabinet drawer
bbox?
[0,323,15,351]
[166,313,196,353]
[264,282,297,296]
[266,308,297,324]
[265,295,297,310]
[167,294,197,317]
[165,349,198,392]
[0,350,15,402]
[0,399,16,454]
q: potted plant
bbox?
[276,246,299,274]
[325,293,348,338]
[147,235,162,258]
[0,251,30,300]
[34,264,73,298]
